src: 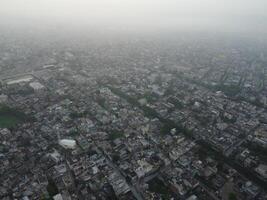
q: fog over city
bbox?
[0,0,267,35]
[1,1,267,200]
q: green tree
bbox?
[228,192,237,200]
[47,178,59,197]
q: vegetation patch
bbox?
[0,104,31,128]
[109,131,124,140]
[148,178,173,199]
[213,84,241,97]
[69,111,88,119]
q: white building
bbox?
[59,139,77,149]
[53,194,63,200]
[29,81,45,91]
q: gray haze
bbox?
[0,0,267,34]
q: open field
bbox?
[0,105,28,128]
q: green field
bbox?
[0,105,28,128]
[0,115,21,128]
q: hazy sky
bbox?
[0,0,266,34]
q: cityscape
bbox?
[0,34,267,200]
[1,0,267,200]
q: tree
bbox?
[228,192,237,200]
[47,178,59,197]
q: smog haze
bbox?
[0,0,266,35]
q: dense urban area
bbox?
[0,33,267,200]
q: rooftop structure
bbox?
[29,81,45,91]
[5,75,33,85]
[59,139,77,149]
